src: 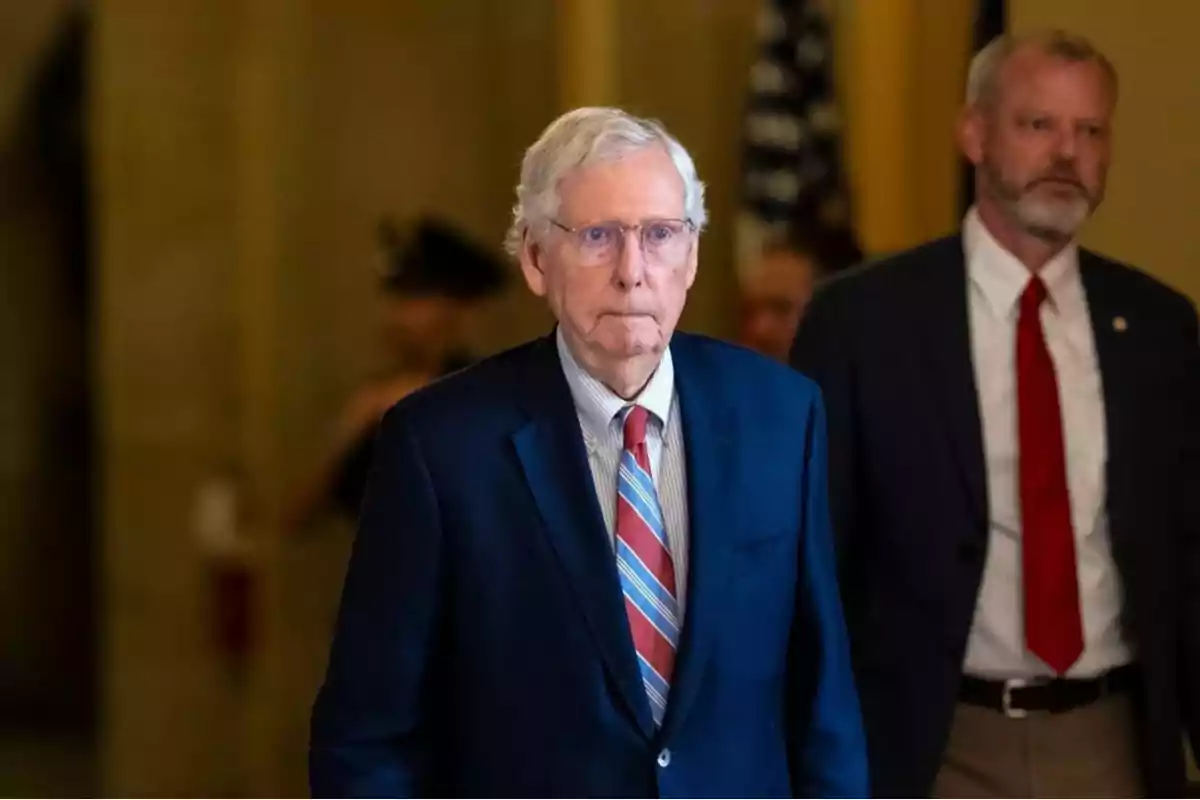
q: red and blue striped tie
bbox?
[615,405,678,726]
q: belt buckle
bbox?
[1001,678,1028,719]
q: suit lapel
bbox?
[918,236,989,529]
[1079,253,1135,553]
[510,336,655,738]
[658,337,736,742]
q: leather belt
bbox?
[958,664,1140,719]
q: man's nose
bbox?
[612,228,646,289]
[1054,126,1079,161]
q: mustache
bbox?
[1026,169,1087,194]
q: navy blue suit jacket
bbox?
[792,237,1200,796]
[309,331,868,797]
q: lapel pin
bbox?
[1113,316,1128,332]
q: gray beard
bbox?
[984,161,1096,241]
[1012,191,1091,240]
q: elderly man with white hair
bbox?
[309,107,868,797]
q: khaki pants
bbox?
[933,693,1143,797]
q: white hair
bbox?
[504,107,708,257]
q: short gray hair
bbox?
[966,29,1118,107]
[504,107,708,257]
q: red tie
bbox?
[1017,276,1084,674]
[615,405,678,726]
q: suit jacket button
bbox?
[657,748,671,768]
[957,541,982,564]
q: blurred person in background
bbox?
[737,224,861,362]
[282,217,508,530]
[792,29,1200,797]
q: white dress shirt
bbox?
[962,208,1132,679]
[556,328,691,619]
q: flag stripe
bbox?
[740,0,850,236]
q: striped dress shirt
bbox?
[555,328,690,619]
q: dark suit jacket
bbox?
[791,235,1200,796]
[309,331,868,798]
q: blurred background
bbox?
[0,0,1196,795]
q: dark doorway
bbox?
[0,4,96,744]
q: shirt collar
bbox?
[555,326,675,443]
[962,206,1080,320]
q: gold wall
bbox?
[85,0,1199,795]
[839,0,972,253]
[1012,0,1200,303]
[90,1,767,791]
[1012,1,1200,790]
[91,0,564,793]
[615,0,758,334]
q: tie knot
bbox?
[622,405,650,449]
[1021,275,1049,312]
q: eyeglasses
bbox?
[550,218,696,266]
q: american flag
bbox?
[737,0,850,262]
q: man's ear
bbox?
[518,229,548,297]
[957,104,986,167]
[684,235,699,290]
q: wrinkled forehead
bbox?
[556,145,687,223]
